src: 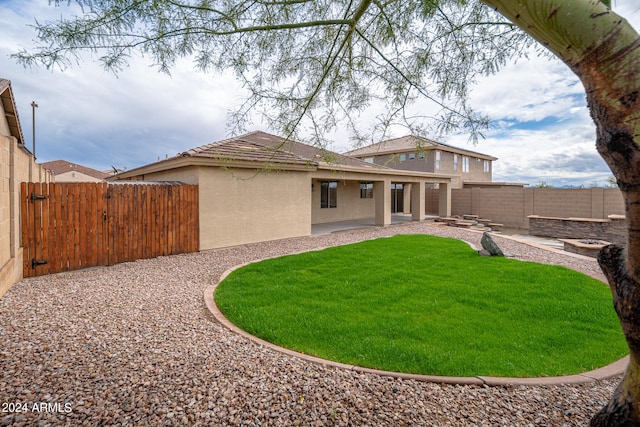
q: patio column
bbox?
[411,181,425,221]
[374,179,391,226]
[403,184,411,213]
[439,181,451,217]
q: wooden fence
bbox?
[21,182,199,278]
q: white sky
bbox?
[1,0,639,187]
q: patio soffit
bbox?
[313,163,452,183]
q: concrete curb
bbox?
[204,260,627,387]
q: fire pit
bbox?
[558,238,611,258]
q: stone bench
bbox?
[453,220,478,228]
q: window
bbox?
[399,153,407,161]
[484,160,490,172]
[364,157,374,163]
[409,153,415,160]
[360,182,373,198]
[453,154,459,172]
[435,151,441,170]
[462,157,470,173]
[320,181,337,208]
[418,151,426,159]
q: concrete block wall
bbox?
[451,188,472,216]
[0,134,51,298]
[426,187,625,229]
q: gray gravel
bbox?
[0,222,620,426]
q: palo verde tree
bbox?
[15,0,640,424]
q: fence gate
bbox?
[21,182,199,278]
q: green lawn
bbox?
[214,234,627,377]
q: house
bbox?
[113,131,454,250]
[42,159,111,182]
[344,135,498,189]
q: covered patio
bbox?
[310,168,452,231]
[311,214,417,235]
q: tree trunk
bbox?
[482,0,640,424]
[593,244,640,425]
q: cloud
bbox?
[3,49,247,170]
[1,0,251,170]
[470,56,586,124]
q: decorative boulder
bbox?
[480,231,504,257]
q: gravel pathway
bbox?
[0,222,621,426]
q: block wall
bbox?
[0,134,51,298]
[425,187,625,229]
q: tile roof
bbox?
[41,160,111,180]
[182,132,311,166]
[181,131,384,169]
[345,135,497,160]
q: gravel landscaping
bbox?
[0,222,621,426]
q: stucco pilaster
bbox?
[411,181,425,221]
[374,179,391,226]
[439,182,451,217]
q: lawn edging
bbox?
[204,255,628,387]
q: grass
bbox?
[214,234,628,377]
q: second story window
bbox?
[454,154,459,172]
[462,157,470,173]
[399,154,407,161]
[409,153,415,160]
[484,160,490,172]
[435,151,441,170]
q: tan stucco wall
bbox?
[198,167,311,249]
[374,152,435,173]
[311,178,375,224]
[463,155,492,183]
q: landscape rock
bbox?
[478,249,492,257]
[481,231,505,257]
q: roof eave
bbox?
[111,156,318,180]
[0,79,26,147]
[317,162,452,181]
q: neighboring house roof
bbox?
[181,130,384,170]
[42,160,111,180]
[0,78,26,146]
[345,135,498,161]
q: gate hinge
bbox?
[31,259,48,268]
[30,193,48,201]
